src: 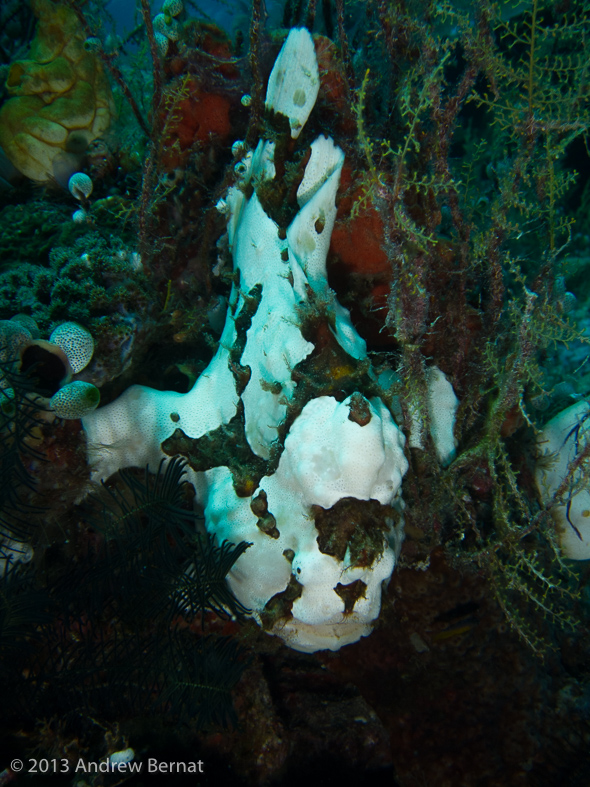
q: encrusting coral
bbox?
[0,0,115,183]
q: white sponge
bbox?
[408,365,459,466]
[535,400,590,559]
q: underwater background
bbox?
[1,0,590,785]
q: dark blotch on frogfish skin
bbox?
[347,392,372,426]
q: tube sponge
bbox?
[49,321,94,373]
[162,0,183,15]
[50,380,100,419]
[0,319,34,380]
[68,172,93,201]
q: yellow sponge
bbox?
[0,0,115,183]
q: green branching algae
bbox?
[353,0,590,653]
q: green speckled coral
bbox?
[0,232,148,327]
[0,232,152,384]
[0,200,75,268]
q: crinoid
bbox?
[13,458,252,732]
[0,348,50,547]
[0,561,52,716]
[85,456,251,624]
